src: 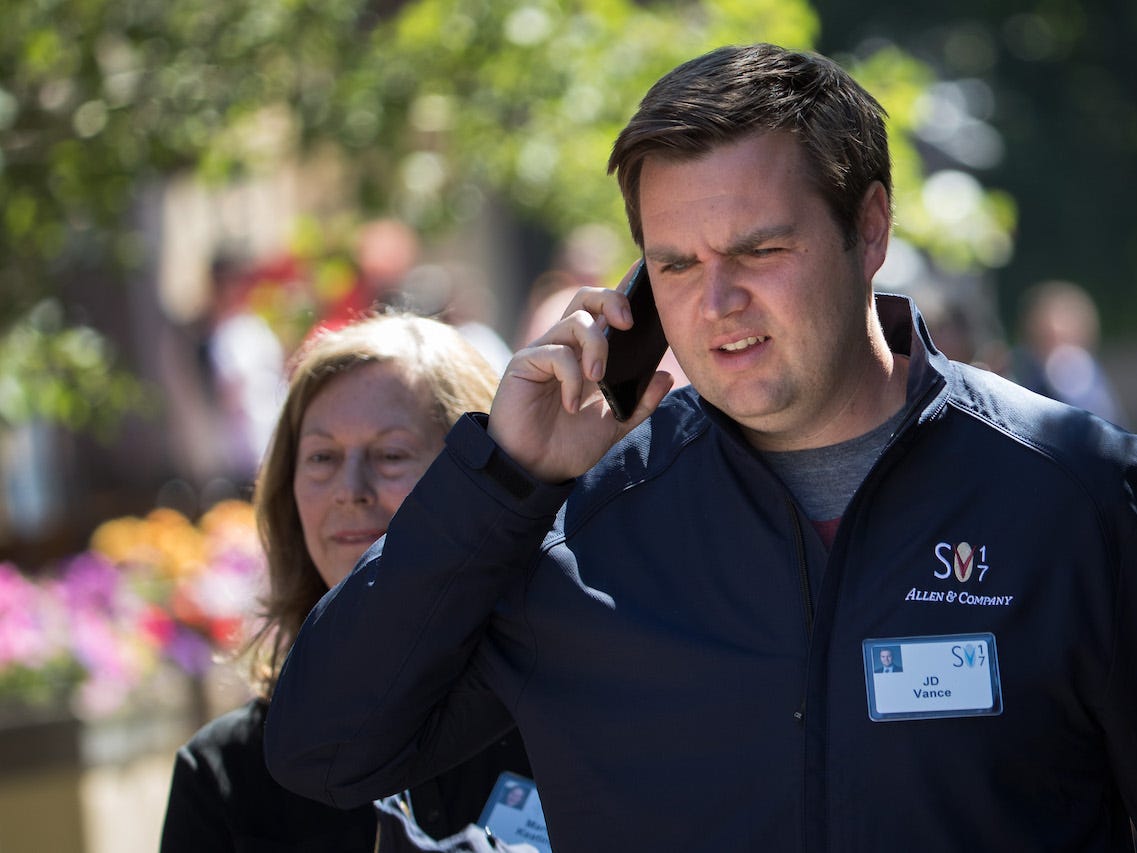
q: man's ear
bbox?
[858,181,891,281]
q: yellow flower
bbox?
[144,509,205,579]
[200,500,260,555]
[90,516,148,563]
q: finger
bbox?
[557,286,634,333]
[558,286,611,320]
[548,346,589,413]
[528,306,611,384]
[511,343,589,414]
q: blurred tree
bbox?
[0,0,375,434]
[326,0,1014,280]
[0,0,371,330]
[811,0,1137,338]
[336,0,822,241]
[0,300,150,437]
[0,0,1017,425]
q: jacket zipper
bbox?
[788,497,811,724]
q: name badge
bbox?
[476,771,551,853]
[863,633,1003,722]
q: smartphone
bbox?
[597,260,669,421]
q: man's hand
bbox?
[488,271,674,483]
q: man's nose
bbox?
[699,258,749,319]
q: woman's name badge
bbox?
[862,633,1003,722]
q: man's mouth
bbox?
[719,335,768,352]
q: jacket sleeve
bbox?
[1101,457,1137,822]
[264,413,571,809]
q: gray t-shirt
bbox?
[761,409,906,524]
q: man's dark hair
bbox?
[608,43,892,250]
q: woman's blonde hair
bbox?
[247,312,501,696]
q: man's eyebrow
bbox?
[644,246,696,267]
[646,225,796,266]
[724,224,794,255]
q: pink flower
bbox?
[0,562,66,669]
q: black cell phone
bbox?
[597,261,669,421]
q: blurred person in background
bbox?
[199,250,287,490]
[899,279,1010,375]
[159,313,530,852]
[313,217,513,375]
[160,248,286,508]
[316,218,422,334]
[1011,279,1129,427]
[512,223,624,350]
[399,260,515,376]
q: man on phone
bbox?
[266,43,1137,852]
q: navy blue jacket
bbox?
[266,295,1137,852]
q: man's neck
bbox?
[742,350,910,453]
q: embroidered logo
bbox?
[902,542,1014,607]
[934,542,989,583]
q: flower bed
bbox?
[0,500,265,720]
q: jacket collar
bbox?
[875,291,951,424]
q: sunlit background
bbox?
[2,1,1134,850]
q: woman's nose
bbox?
[334,455,376,504]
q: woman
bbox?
[160,312,531,852]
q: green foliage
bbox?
[0,0,369,328]
[0,301,154,438]
[306,0,1015,275]
[842,46,1016,275]
[0,656,86,712]
[0,0,1019,439]
[0,0,1015,314]
[341,0,822,260]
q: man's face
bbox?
[638,131,888,451]
[880,649,893,667]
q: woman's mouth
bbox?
[332,529,384,546]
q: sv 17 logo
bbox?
[933,542,990,582]
[951,642,987,668]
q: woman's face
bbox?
[293,361,447,589]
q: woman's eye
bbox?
[376,448,412,465]
[300,449,336,467]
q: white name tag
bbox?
[863,633,1003,722]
